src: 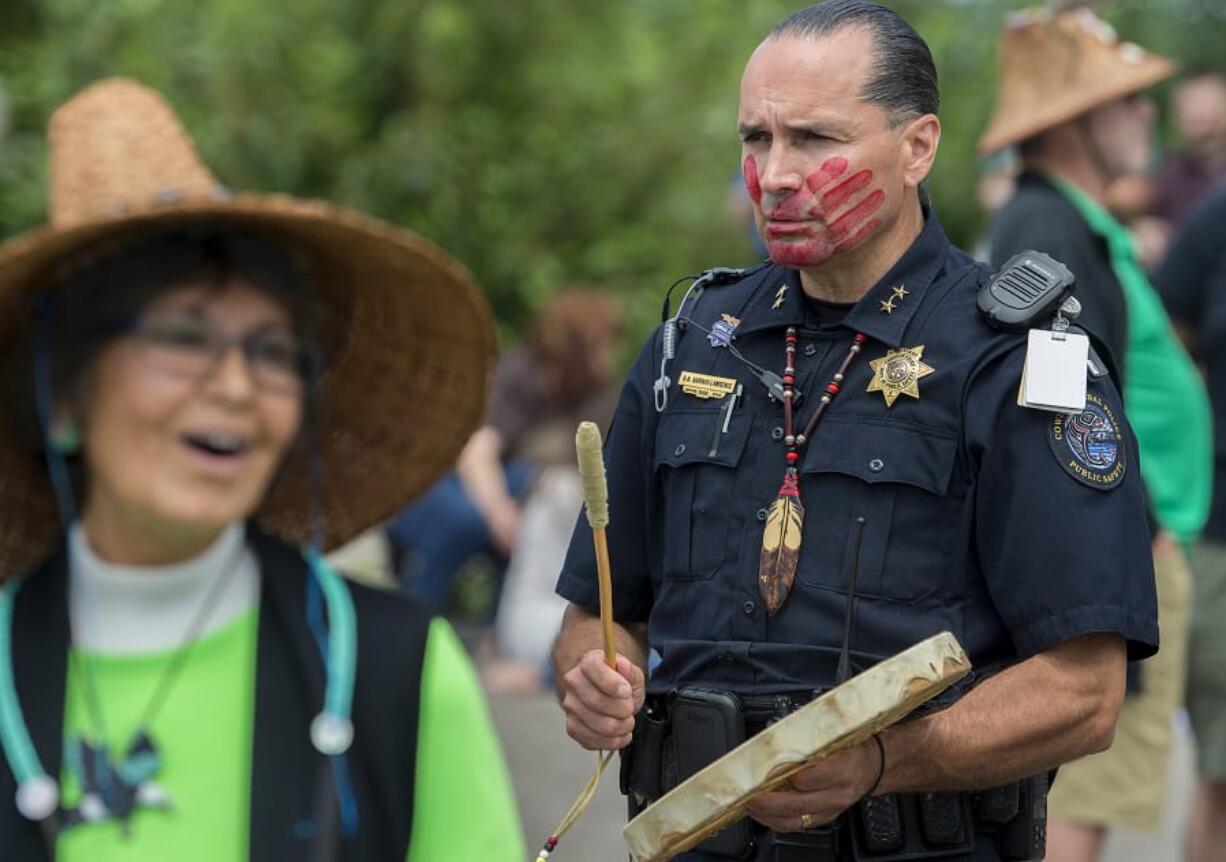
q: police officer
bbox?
[551,3,1157,860]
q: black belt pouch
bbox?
[623,708,667,802]
[997,773,1049,861]
[670,687,755,858]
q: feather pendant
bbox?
[758,472,804,615]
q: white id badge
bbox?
[1018,329,1089,412]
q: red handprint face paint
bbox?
[759,155,885,267]
[743,155,762,206]
[818,167,873,212]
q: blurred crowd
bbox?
[977,68,1226,270]
[326,289,624,693]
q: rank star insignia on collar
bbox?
[879,297,898,314]
[892,284,909,300]
[772,284,788,310]
[867,345,934,407]
[707,313,741,348]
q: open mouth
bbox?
[182,432,250,458]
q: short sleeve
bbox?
[967,345,1158,661]
[554,333,660,623]
[407,618,524,862]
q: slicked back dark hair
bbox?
[771,1,939,125]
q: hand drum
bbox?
[622,632,971,862]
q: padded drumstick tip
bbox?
[576,421,609,529]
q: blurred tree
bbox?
[1,1,1223,346]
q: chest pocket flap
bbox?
[798,418,960,599]
[803,417,958,494]
[654,405,753,469]
[652,406,753,579]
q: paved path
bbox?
[489,693,1195,862]
[491,692,627,860]
[1103,714,1193,862]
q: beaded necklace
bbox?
[758,327,868,615]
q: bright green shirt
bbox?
[410,619,524,862]
[57,612,523,861]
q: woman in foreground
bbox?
[0,78,523,861]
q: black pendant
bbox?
[60,731,171,835]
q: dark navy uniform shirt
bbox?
[556,209,1158,700]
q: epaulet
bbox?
[661,261,770,322]
[697,265,757,286]
[704,261,772,285]
[652,262,772,413]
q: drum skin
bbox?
[623,632,971,862]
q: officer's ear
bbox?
[898,113,941,189]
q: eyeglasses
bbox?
[125,311,320,395]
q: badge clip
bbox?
[1050,296,1081,339]
[1018,296,1088,413]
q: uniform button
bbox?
[743,600,756,616]
[757,507,770,521]
[674,443,687,457]
[869,458,885,473]
[772,426,784,441]
[804,344,818,357]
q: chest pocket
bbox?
[654,406,753,580]
[797,418,960,601]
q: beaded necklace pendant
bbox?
[758,328,867,614]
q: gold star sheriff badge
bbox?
[867,345,934,407]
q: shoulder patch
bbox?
[1046,392,1126,490]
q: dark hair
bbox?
[770,0,939,125]
[5,225,319,451]
[528,288,624,407]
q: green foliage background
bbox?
[1,0,1224,345]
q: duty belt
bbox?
[621,687,1048,862]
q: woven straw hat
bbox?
[0,78,494,573]
[978,7,1176,155]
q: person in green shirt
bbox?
[982,9,1210,862]
[0,78,524,861]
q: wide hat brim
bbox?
[978,8,1177,155]
[0,194,494,574]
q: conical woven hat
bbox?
[0,78,495,573]
[979,8,1176,155]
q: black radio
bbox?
[978,250,1076,333]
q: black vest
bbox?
[0,527,433,861]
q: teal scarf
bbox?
[1055,179,1212,542]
